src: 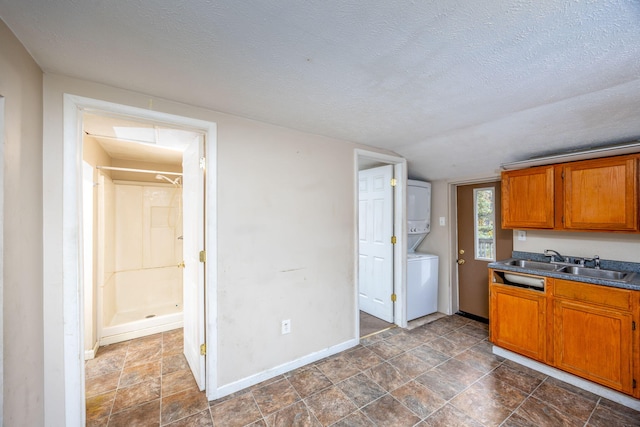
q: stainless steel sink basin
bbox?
[560,266,631,281]
[505,260,561,271]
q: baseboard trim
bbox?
[84,341,100,360]
[493,346,640,411]
[212,337,359,400]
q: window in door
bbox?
[474,187,496,261]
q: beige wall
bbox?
[42,74,395,423]
[0,19,44,426]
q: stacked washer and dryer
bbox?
[406,180,439,321]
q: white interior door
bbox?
[182,135,206,390]
[358,165,394,322]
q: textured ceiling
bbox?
[2,0,640,180]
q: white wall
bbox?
[42,74,396,423]
[512,230,640,263]
[0,19,44,426]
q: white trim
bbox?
[0,96,5,425]
[494,346,640,411]
[84,341,100,360]
[448,175,500,315]
[214,338,358,399]
[61,94,218,425]
[354,149,407,334]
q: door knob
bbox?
[457,259,465,265]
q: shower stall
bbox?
[97,168,184,345]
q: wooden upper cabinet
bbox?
[502,165,555,229]
[563,156,638,231]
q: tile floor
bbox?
[85,316,640,426]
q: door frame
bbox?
[448,175,502,315]
[59,94,217,424]
[354,150,407,335]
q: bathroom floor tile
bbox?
[210,392,262,427]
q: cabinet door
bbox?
[490,285,546,362]
[502,166,555,229]
[563,157,638,231]
[554,299,633,394]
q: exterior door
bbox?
[457,181,512,319]
[182,135,206,390]
[358,165,394,322]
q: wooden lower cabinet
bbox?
[490,272,639,397]
[554,298,634,394]
[490,284,546,362]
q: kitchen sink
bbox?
[504,260,562,271]
[560,266,632,282]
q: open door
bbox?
[358,165,394,323]
[182,135,206,390]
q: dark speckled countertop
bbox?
[488,251,640,291]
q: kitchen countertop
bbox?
[488,251,640,291]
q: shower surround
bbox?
[99,179,183,345]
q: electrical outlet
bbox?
[281,319,291,335]
[439,216,446,226]
[517,230,527,241]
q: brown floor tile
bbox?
[252,378,300,416]
[407,326,440,343]
[384,331,425,351]
[119,360,161,388]
[454,346,503,373]
[360,333,385,346]
[247,421,268,427]
[360,394,420,427]
[532,378,598,422]
[316,354,360,383]
[161,388,208,425]
[387,352,437,378]
[162,353,189,375]
[107,399,160,427]
[415,358,484,400]
[265,401,321,427]
[337,373,386,408]
[163,409,213,426]
[288,366,332,398]
[595,397,640,421]
[305,385,357,426]
[501,412,537,427]
[162,368,198,396]
[87,416,109,427]
[458,322,489,338]
[450,382,515,426]
[588,403,640,427]
[468,339,498,357]
[330,411,374,427]
[423,318,459,336]
[210,392,262,427]
[128,333,163,351]
[344,346,384,371]
[422,404,484,427]
[364,362,410,393]
[443,330,482,348]
[86,390,116,422]
[407,345,449,368]
[391,380,446,419]
[85,351,127,378]
[86,371,121,398]
[112,378,161,414]
[515,397,584,427]
[490,361,546,394]
[366,340,404,360]
[125,342,163,368]
[425,336,474,358]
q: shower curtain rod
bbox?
[96,166,183,176]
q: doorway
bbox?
[355,150,407,337]
[58,94,218,424]
[456,181,512,320]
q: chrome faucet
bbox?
[544,249,567,263]
[586,255,601,269]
